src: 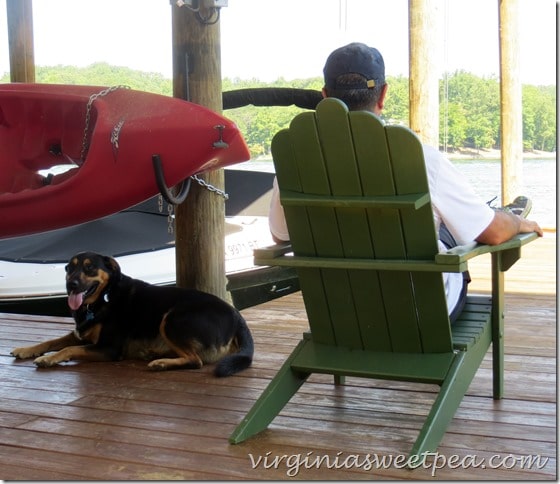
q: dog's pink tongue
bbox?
[68,292,84,310]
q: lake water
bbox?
[451,158,556,229]
[233,157,556,229]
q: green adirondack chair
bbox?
[229,98,538,461]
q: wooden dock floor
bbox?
[0,234,556,480]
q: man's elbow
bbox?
[475,211,518,245]
[476,230,507,246]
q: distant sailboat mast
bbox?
[338,0,347,31]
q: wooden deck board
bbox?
[0,234,555,479]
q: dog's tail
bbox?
[214,312,254,377]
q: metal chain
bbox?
[167,201,175,234]
[190,174,229,200]
[158,175,228,235]
[157,194,175,234]
[80,85,130,162]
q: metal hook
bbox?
[213,124,229,149]
[152,154,191,205]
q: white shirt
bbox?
[268,143,495,316]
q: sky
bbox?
[0,0,557,86]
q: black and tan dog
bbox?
[11,251,253,376]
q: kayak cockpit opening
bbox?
[1,145,81,194]
[0,95,88,194]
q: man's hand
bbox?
[519,217,544,237]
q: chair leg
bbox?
[491,252,505,399]
[409,328,491,463]
[229,339,310,444]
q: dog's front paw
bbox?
[33,355,61,368]
[11,346,44,360]
[148,357,202,371]
[147,359,169,371]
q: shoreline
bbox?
[254,149,556,163]
[445,148,556,161]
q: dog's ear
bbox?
[103,256,121,278]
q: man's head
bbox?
[322,42,387,113]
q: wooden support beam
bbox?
[499,0,523,204]
[171,4,227,299]
[408,0,441,147]
[6,0,35,82]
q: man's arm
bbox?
[476,211,543,245]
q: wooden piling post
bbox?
[171,3,227,299]
[408,0,441,147]
[499,0,523,204]
[6,0,35,82]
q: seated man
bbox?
[269,42,543,321]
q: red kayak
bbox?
[0,83,250,238]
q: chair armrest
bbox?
[254,242,293,261]
[435,232,539,270]
[255,249,467,272]
[254,232,539,273]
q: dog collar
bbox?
[84,292,110,321]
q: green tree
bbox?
[522,85,556,152]
[443,71,501,150]
[440,102,468,150]
[382,75,409,124]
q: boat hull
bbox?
[0,83,250,238]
